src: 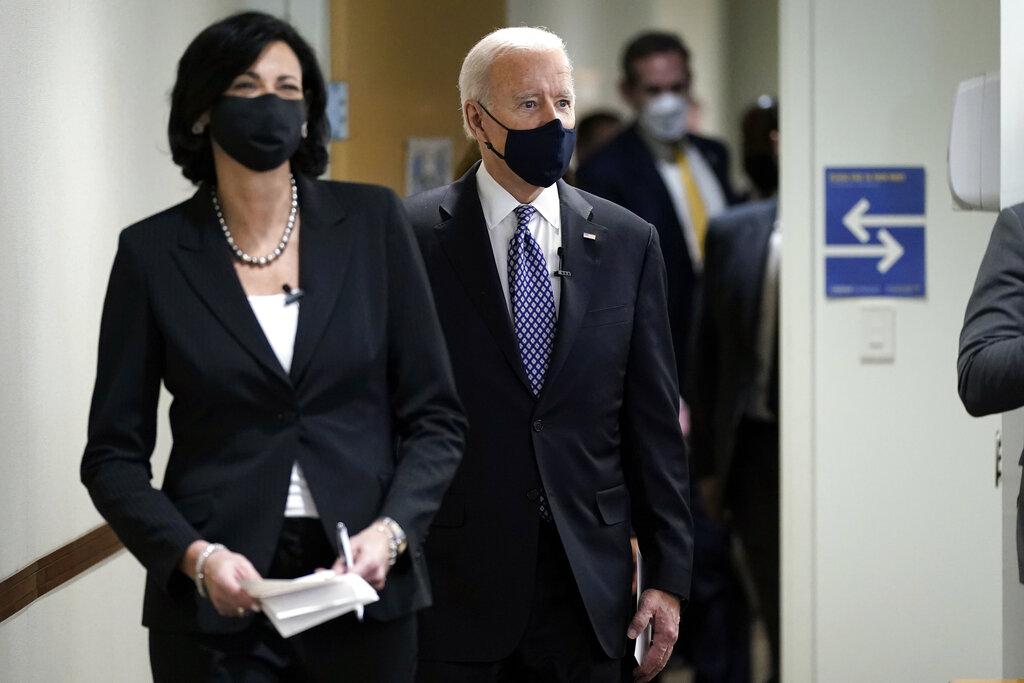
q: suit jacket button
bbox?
[526,488,539,501]
[532,419,544,432]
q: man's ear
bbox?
[464,101,487,143]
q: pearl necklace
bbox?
[212,174,298,267]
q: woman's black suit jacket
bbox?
[81,174,466,634]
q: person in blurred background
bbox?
[574,110,624,168]
[405,26,693,683]
[690,96,781,683]
[740,95,780,200]
[577,31,736,402]
[80,12,465,681]
[578,30,742,683]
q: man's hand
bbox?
[332,524,392,590]
[628,588,681,682]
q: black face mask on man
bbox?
[478,103,576,188]
[210,93,305,172]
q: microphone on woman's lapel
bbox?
[282,283,305,305]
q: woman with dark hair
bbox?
[80,12,465,681]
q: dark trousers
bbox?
[150,518,417,683]
[677,484,752,683]
[728,418,780,683]
[417,522,626,683]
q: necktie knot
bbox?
[514,204,536,230]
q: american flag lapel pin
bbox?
[582,232,597,240]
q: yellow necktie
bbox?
[676,148,708,257]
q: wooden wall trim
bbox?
[0,524,123,623]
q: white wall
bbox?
[0,2,326,680]
[781,0,1002,680]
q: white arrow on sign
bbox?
[842,197,925,243]
[825,228,905,274]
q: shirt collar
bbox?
[476,161,561,232]
[637,124,691,162]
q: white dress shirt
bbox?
[476,162,562,317]
[248,293,320,518]
[643,134,728,271]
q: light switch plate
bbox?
[860,306,895,363]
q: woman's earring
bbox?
[301,121,308,139]
[191,121,206,135]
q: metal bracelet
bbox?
[380,516,408,554]
[374,522,399,567]
[194,543,226,599]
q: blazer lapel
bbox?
[436,168,533,394]
[172,187,291,387]
[289,175,353,385]
[539,181,605,401]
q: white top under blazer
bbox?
[247,293,319,518]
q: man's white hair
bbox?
[458,26,573,139]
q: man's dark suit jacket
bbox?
[576,124,736,398]
[81,175,466,634]
[403,164,694,661]
[690,198,778,481]
[959,202,1024,581]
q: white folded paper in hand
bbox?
[634,549,652,664]
[242,570,379,638]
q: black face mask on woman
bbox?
[210,93,305,172]
[478,103,576,188]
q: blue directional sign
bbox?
[825,167,925,298]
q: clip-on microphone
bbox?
[554,247,572,278]
[282,283,305,305]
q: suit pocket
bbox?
[580,304,631,329]
[595,483,629,525]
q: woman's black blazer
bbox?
[81,174,466,634]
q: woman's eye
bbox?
[232,81,255,90]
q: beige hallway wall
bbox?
[329,0,507,192]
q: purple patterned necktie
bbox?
[508,204,557,396]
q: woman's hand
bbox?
[331,524,392,590]
[193,545,262,617]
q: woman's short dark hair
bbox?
[169,12,329,185]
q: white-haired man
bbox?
[405,27,693,682]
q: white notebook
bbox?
[243,571,379,638]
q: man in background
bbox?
[577,31,735,400]
[574,110,623,168]
[690,97,781,683]
[578,31,741,683]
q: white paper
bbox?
[634,549,652,664]
[242,571,379,638]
